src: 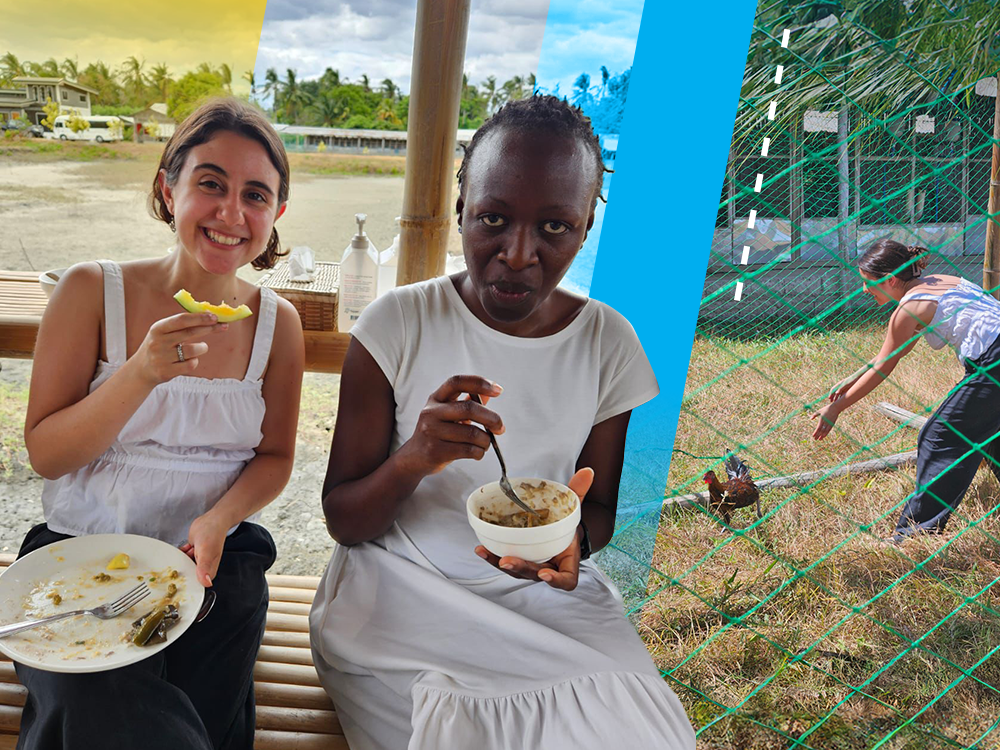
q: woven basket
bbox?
[257,261,340,332]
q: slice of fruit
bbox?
[174,289,253,323]
[107,553,130,570]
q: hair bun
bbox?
[908,245,930,271]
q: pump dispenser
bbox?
[337,213,379,332]
[377,216,400,298]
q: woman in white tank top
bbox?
[17,98,305,750]
[812,238,1000,543]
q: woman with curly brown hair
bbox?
[813,238,1000,543]
[17,97,305,749]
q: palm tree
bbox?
[320,67,340,90]
[482,75,497,115]
[147,63,172,103]
[243,69,257,104]
[120,56,146,106]
[280,69,311,124]
[599,66,609,98]
[360,74,370,92]
[1,53,25,84]
[61,57,80,81]
[263,67,280,114]
[572,73,591,108]
[218,63,233,92]
[79,61,122,105]
[310,92,347,127]
[28,58,61,78]
[380,78,397,101]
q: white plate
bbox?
[0,534,205,673]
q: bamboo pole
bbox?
[397,0,472,286]
[985,72,1000,299]
[873,402,927,430]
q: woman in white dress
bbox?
[813,239,1000,542]
[310,95,695,749]
[18,98,305,750]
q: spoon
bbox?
[469,393,542,520]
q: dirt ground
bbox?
[0,143,466,575]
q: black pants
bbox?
[14,522,276,750]
[895,335,1000,537]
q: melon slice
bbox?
[174,289,253,323]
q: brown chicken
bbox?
[703,451,762,526]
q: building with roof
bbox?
[0,77,98,126]
[132,103,176,141]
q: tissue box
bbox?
[256,260,340,332]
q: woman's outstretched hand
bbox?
[396,376,504,478]
[812,401,843,440]
[475,467,595,591]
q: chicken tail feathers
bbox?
[724,449,753,481]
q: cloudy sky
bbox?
[253,0,643,98]
[1,0,265,95]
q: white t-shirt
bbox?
[350,274,659,580]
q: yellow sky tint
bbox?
[0,0,267,95]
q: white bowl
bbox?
[467,477,580,563]
[38,268,67,298]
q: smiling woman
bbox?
[16,97,305,750]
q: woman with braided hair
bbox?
[309,95,694,749]
[813,238,1000,543]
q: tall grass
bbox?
[646,329,1000,748]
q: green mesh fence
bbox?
[615,2,1000,747]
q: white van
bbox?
[51,115,123,143]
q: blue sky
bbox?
[535,0,644,98]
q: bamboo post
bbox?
[397,0,472,286]
[984,72,1000,299]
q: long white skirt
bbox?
[309,532,695,750]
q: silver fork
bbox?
[469,394,542,520]
[0,581,151,639]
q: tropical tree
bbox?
[1,53,26,85]
[360,74,370,92]
[380,78,397,101]
[147,63,173,103]
[263,67,280,114]
[243,69,257,104]
[571,73,592,108]
[29,58,60,77]
[168,69,227,121]
[482,75,497,115]
[120,55,147,107]
[79,61,122,105]
[278,68,311,123]
[61,57,80,81]
[319,67,340,89]
[310,92,348,127]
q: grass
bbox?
[0,378,30,480]
[641,327,1000,748]
[290,151,410,177]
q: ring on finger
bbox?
[176,343,185,363]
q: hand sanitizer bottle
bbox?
[377,216,400,298]
[338,213,379,332]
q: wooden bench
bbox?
[0,553,348,749]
